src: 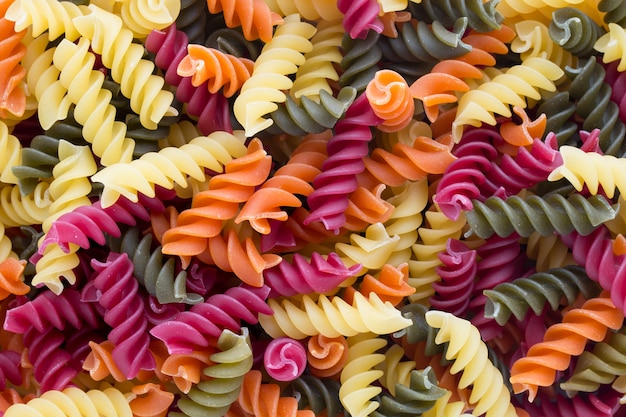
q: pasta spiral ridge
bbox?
[549,7,604,57]
[108,226,203,305]
[87,252,155,379]
[599,0,626,27]
[425,311,519,417]
[372,366,447,417]
[206,0,283,43]
[4,287,102,334]
[177,44,254,98]
[564,57,626,157]
[430,239,477,317]
[0,182,51,228]
[365,69,414,133]
[524,391,621,417]
[258,292,412,340]
[268,86,357,137]
[4,0,85,41]
[172,328,253,417]
[22,326,77,392]
[338,30,382,93]
[304,94,381,231]
[336,0,383,40]
[150,284,272,354]
[561,328,626,394]
[452,56,563,142]
[265,0,342,21]
[264,252,360,298]
[3,386,133,417]
[378,18,471,65]
[145,23,232,135]
[118,0,180,39]
[0,0,26,119]
[339,333,386,417]
[408,0,502,32]
[72,5,175,130]
[511,20,576,72]
[510,294,624,401]
[175,0,207,44]
[0,350,22,391]
[235,369,315,417]
[465,193,618,239]
[0,121,21,186]
[288,375,343,417]
[161,139,270,258]
[0,257,28,300]
[93,130,248,208]
[483,265,602,325]
[234,14,316,137]
[41,37,135,165]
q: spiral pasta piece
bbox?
[425,310,518,416]
[5,0,85,41]
[365,69,414,133]
[339,30,382,92]
[452,56,563,142]
[483,265,602,325]
[338,333,386,417]
[234,14,316,137]
[161,139,271,259]
[88,253,155,379]
[595,22,626,72]
[71,5,176,129]
[93,130,248,208]
[3,386,133,417]
[600,0,626,27]
[0,0,26,119]
[408,0,503,32]
[0,182,51,228]
[206,0,283,43]
[549,7,604,57]
[511,20,576,73]
[177,44,254,98]
[258,292,412,340]
[306,334,348,379]
[119,0,180,39]
[335,222,400,273]
[510,293,624,401]
[345,263,415,306]
[265,0,341,21]
[172,328,253,417]
[465,193,618,239]
[337,0,383,40]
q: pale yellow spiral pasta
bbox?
[31,242,80,294]
[0,222,14,263]
[40,37,135,165]
[43,141,97,232]
[291,19,343,99]
[5,0,86,41]
[258,292,412,339]
[265,0,342,21]
[525,232,575,272]
[0,182,51,227]
[234,14,316,137]
[595,23,626,72]
[425,311,519,417]
[73,4,176,129]
[158,120,202,149]
[339,333,386,417]
[548,145,626,199]
[0,121,21,185]
[452,56,563,142]
[92,130,248,208]
[119,0,180,38]
[375,343,417,396]
[423,391,471,417]
[335,222,401,274]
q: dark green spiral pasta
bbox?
[108,226,203,304]
[177,0,208,44]
[566,57,626,157]
[10,226,44,279]
[12,109,84,195]
[267,87,357,136]
[408,0,502,32]
[483,265,602,325]
[205,27,263,60]
[377,18,471,64]
[370,367,446,417]
[339,30,382,92]
[549,8,605,57]
[465,193,618,239]
[396,303,451,364]
[599,0,626,27]
[290,375,343,417]
[536,92,578,146]
[560,327,626,394]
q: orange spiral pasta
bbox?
[127,383,175,417]
[510,293,625,401]
[236,134,326,234]
[0,0,25,119]
[206,0,284,43]
[365,69,414,133]
[161,139,272,259]
[235,369,315,417]
[409,60,483,123]
[458,25,517,68]
[357,136,456,189]
[160,349,215,393]
[177,44,254,98]
[195,225,282,287]
[343,185,395,233]
[306,334,348,379]
[0,258,27,301]
[344,263,415,306]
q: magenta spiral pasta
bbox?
[85,253,155,379]
[336,0,383,40]
[304,94,382,232]
[150,284,272,354]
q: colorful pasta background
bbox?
[2,0,626,416]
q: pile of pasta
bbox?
[3,0,626,415]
